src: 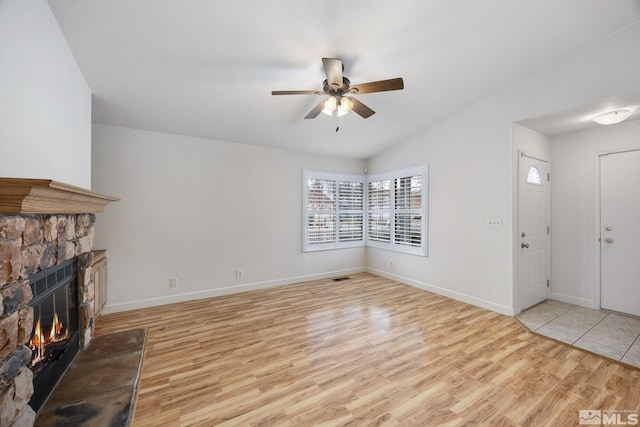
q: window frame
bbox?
[303,170,365,252]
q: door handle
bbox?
[521,243,529,248]
[604,237,613,244]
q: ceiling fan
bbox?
[272,58,404,120]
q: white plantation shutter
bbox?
[367,180,391,243]
[338,181,364,242]
[394,175,422,248]
[303,171,364,251]
[339,213,363,241]
[303,166,427,255]
[306,179,336,245]
[367,166,428,256]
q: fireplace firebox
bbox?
[27,258,80,412]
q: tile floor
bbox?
[517,300,640,368]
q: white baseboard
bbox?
[548,292,596,309]
[366,268,516,316]
[102,267,365,314]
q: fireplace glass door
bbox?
[27,258,80,412]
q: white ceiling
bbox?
[47,0,640,159]
[518,93,640,137]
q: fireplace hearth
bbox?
[27,258,80,412]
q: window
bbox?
[303,166,427,255]
[394,175,423,248]
[367,179,391,243]
[338,181,364,242]
[367,166,428,256]
[303,171,364,251]
[527,166,543,185]
[306,178,336,245]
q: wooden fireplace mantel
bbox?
[0,178,119,214]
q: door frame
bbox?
[516,150,551,312]
[594,146,640,311]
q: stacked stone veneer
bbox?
[0,214,97,426]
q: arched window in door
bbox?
[527,166,543,185]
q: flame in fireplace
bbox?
[29,319,45,365]
[28,309,69,367]
[50,311,64,338]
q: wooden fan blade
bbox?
[305,99,326,119]
[350,78,404,94]
[272,90,322,95]
[322,58,344,88]
[350,97,375,118]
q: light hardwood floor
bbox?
[95,273,640,426]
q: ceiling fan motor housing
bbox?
[323,77,351,95]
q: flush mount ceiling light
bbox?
[593,110,632,125]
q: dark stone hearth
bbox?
[75,329,145,362]
[35,329,146,427]
[51,402,102,425]
[45,352,142,407]
[37,388,132,427]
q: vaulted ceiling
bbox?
[48,0,640,159]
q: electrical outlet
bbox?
[487,218,502,228]
[169,277,179,288]
[236,269,244,279]
[389,260,395,268]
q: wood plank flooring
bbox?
[95,273,640,426]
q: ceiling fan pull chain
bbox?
[335,114,340,132]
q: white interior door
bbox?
[518,154,550,310]
[600,149,640,316]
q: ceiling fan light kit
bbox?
[321,95,354,117]
[272,58,404,124]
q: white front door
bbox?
[518,153,550,310]
[600,149,640,316]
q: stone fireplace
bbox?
[0,179,117,426]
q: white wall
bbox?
[512,124,551,161]
[366,100,516,314]
[366,22,640,315]
[92,124,366,312]
[550,119,640,308]
[0,0,91,188]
